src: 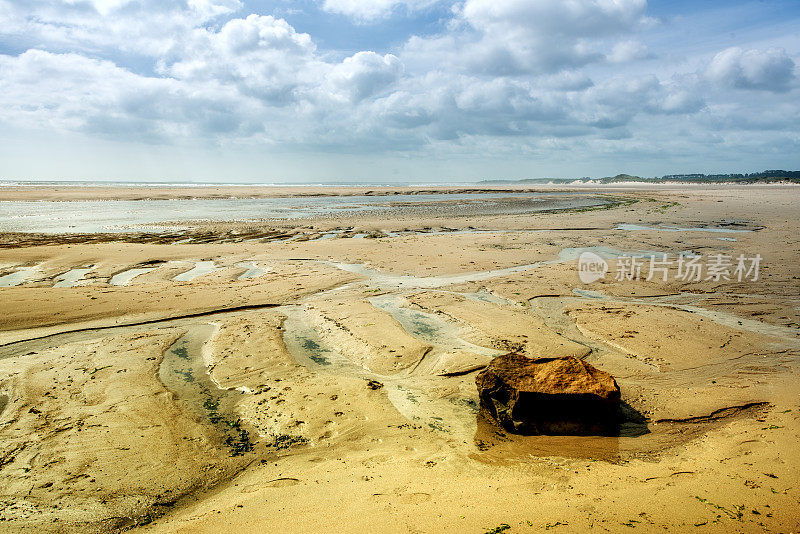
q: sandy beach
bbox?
[0,185,798,533]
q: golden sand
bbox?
[0,185,797,532]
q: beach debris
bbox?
[476,354,620,435]
[366,380,384,390]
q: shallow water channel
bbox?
[158,324,253,455]
[53,267,93,288]
[0,266,38,287]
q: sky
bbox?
[0,0,798,183]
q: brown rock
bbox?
[476,354,621,435]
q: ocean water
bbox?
[0,192,603,234]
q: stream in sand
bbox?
[614,223,753,234]
[326,246,660,291]
[368,294,502,357]
[159,324,252,455]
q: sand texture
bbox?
[0,185,797,532]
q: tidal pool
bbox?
[53,267,94,288]
[173,261,219,282]
[109,267,157,286]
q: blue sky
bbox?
[0,0,798,182]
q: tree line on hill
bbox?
[479,170,800,184]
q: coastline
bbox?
[1,182,797,202]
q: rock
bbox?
[366,380,384,390]
[476,354,621,435]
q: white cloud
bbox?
[160,14,319,105]
[187,0,241,19]
[402,0,650,76]
[318,0,440,22]
[0,0,242,56]
[62,0,134,16]
[460,0,648,37]
[327,52,404,102]
[706,47,796,92]
[607,40,649,63]
[0,49,261,141]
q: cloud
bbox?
[706,47,796,92]
[317,0,441,22]
[159,14,319,105]
[460,0,648,37]
[0,49,260,141]
[402,0,650,76]
[327,52,404,102]
[0,0,242,56]
[607,40,650,63]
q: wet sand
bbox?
[0,185,798,532]
[0,184,592,202]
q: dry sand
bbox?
[0,185,797,533]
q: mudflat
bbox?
[0,185,798,532]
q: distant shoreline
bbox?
[0,181,797,203]
[479,170,800,185]
[3,169,798,190]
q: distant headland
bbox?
[480,170,800,185]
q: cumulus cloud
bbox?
[0,0,242,55]
[318,0,440,22]
[402,0,650,76]
[607,40,649,63]
[160,14,318,105]
[460,0,648,37]
[0,49,260,141]
[327,52,404,102]
[706,47,796,92]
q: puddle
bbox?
[109,267,157,286]
[279,305,366,373]
[0,266,39,287]
[236,262,267,280]
[174,261,219,282]
[369,294,501,357]
[53,267,94,288]
[615,223,751,234]
[159,325,252,455]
